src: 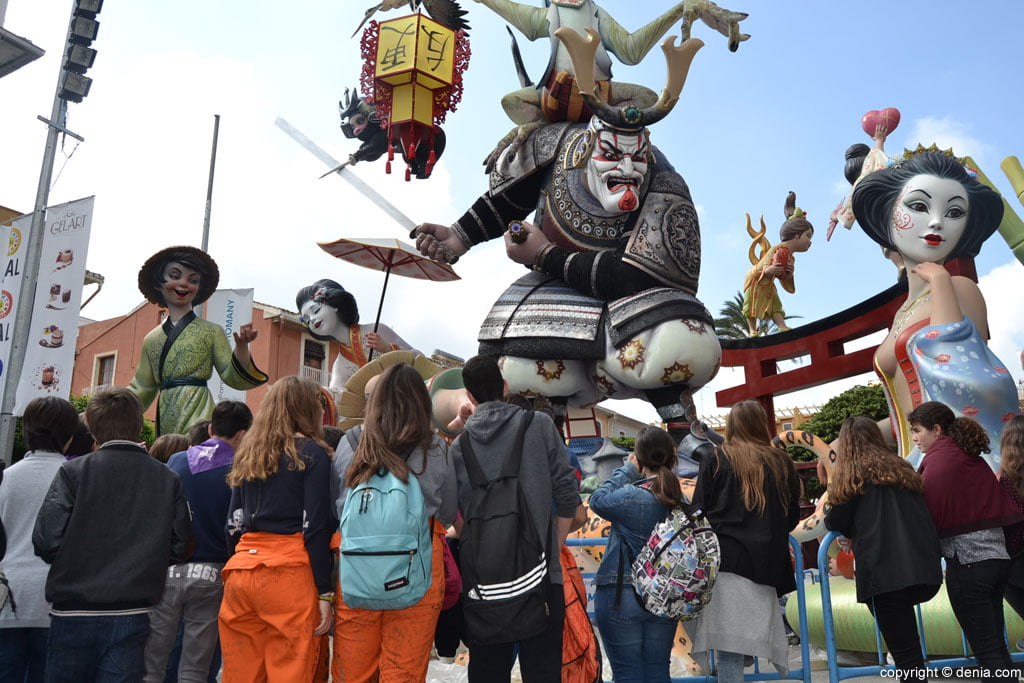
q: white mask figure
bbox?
[299,298,345,341]
[584,125,650,214]
[889,173,968,266]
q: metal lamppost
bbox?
[0,0,102,466]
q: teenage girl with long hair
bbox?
[218,376,334,682]
[910,402,1020,681]
[1000,415,1024,617]
[588,426,683,683]
[688,400,800,683]
[331,363,457,682]
[825,417,941,679]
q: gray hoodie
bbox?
[451,402,579,583]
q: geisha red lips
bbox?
[924,234,943,246]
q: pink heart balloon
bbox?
[861,108,901,137]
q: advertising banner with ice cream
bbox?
[204,288,255,405]
[14,197,94,414]
[0,212,33,401]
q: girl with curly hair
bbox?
[825,417,941,679]
[910,402,1021,680]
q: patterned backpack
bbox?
[630,505,720,620]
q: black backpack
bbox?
[458,413,550,645]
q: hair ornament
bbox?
[896,143,969,168]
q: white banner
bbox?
[14,197,95,414]
[204,288,254,404]
[0,214,31,397]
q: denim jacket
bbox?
[588,463,669,586]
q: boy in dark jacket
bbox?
[450,355,579,683]
[33,387,193,681]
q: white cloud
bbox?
[906,116,991,161]
[979,259,1024,384]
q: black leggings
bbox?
[867,584,937,677]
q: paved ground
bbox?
[421,640,898,683]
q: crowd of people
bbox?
[1,360,1023,682]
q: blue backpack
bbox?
[338,428,433,610]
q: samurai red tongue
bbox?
[618,187,638,212]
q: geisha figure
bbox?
[741,192,813,337]
[295,279,418,392]
[852,152,1018,469]
[130,247,268,436]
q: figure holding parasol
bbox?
[296,237,460,402]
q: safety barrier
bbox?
[817,531,1024,683]
[565,535,813,683]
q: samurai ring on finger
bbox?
[507,220,528,244]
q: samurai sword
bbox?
[274,117,416,233]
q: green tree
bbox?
[781,383,889,501]
[610,436,635,451]
[797,383,889,444]
[714,291,751,339]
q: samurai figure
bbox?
[415,28,721,441]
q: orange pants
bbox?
[219,532,319,683]
[332,525,446,682]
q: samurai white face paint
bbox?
[584,127,650,214]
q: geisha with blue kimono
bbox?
[130,246,268,436]
[852,152,1019,470]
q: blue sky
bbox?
[1,0,1022,422]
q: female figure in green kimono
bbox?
[129,246,268,436]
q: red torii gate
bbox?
[715,259,977,433]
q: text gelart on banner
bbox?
[14,197,95,414]
[204,288,254,404]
